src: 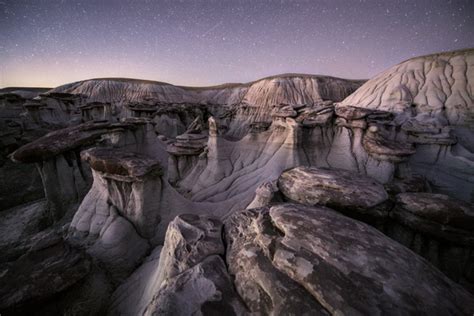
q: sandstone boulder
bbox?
[225,203,474,315]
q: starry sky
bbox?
[1,0,473,88]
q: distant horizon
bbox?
[2,45,473,90]
[0,71,370,90]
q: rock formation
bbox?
[341,48,474,201]
[2,48,474,315]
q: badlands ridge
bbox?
[0,48,473,315]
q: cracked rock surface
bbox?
[225,203,474,315]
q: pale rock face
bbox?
[341,49,474,127]
[109,214,246,316]
[225,208,330,315]
[107,246,163,316]
[225,204,474,315]
[340,49,474,201]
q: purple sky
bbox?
[1,0,473,88]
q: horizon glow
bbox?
[1,0,473,88]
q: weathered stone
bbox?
[144,255,247,316]
[225,203,474,315]
[225,208,328,315]
[278,167,389,219]
[110,214,246,316]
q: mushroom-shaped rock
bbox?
[363,125,416,162]
[226,204,474,315]
[168,133,207,153]
[10,121,136,163]
[166,132,208,184]
[81,147,162,179]
[10,121,143,221]
[249,121,271,133]
[335,117,367,129]
[79,101,113,122]
[125,103,157,118]
[69,148,162,279]
[278,167,389,220]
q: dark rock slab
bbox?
[0,235,91,311]
[81,147,162,178]
[392,193,474,245]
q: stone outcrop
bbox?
[246,180,279,209]
[278,166,390,223]
[166,132,208,184]
[10,122,129,220]
[10,119,159,221]
[2,49,474,314]
[340,49,474,201]
[225,203,474,315]
[68,148,163,279]
[125,102,157,118]
[277,166,474,291]
[109,214,246,316]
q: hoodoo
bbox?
[1,49,474,315]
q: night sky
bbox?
[1,0,473,88]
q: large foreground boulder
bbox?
[225,203,474,315]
